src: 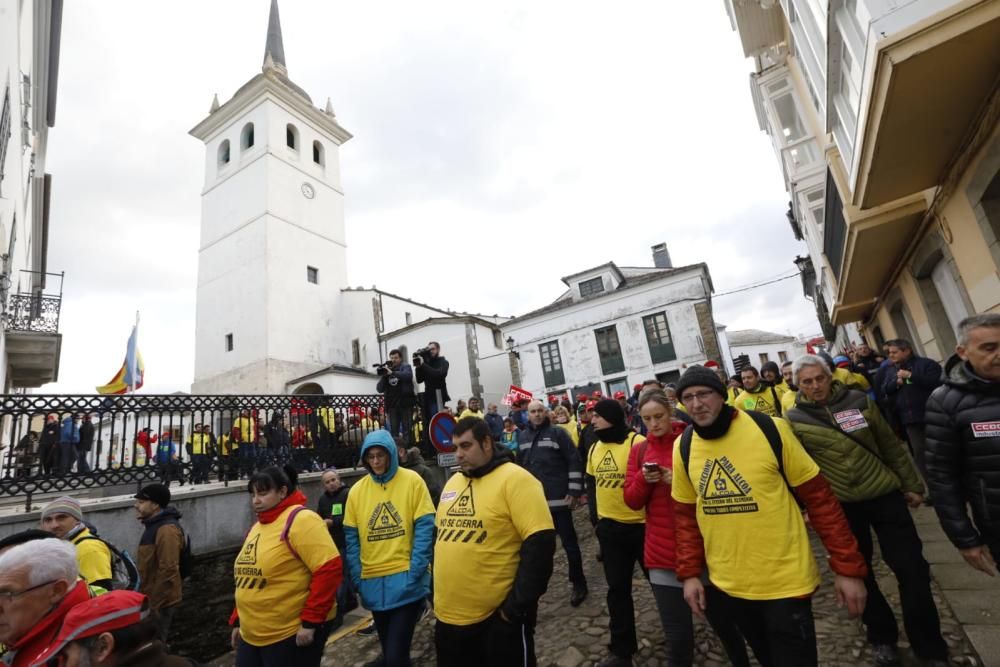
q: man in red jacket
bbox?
[671,366,868,666]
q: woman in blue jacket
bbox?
[344,430,435,666]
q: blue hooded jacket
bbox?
[344,430,435,612]
[60,416,80,444]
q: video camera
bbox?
[412,346,433,367]
[373,361,393,376]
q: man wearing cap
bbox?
[40,496,113,591]
[517,400,589,607]
[0,538,91,667]
[134,484,185,642]
[671,366,868,665]
[28,590,197,667]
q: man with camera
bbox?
[376,349,416,442]
[414,342,450,438]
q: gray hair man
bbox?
[786,354,948,667]
[0,538,91,667]
[926,313,1000,577]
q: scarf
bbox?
[257,489,307,524]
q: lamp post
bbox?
[505,336,522,387]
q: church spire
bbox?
[262,0,287,73]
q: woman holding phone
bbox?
[623,388,749,667]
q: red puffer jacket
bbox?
[623,421,687,571]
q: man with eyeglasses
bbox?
[670,366,868,666]
[0,537,91,667]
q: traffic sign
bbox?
[429,412,457,453]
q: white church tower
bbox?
[189,0,353,394]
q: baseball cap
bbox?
[30,591,149,665]
[585,400,598,410]
[613,391,626,400]
[591,391,602,399]
[633,384,642,391]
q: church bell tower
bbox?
[189,0,352,394]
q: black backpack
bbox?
[76,536,141,591]
[179,531,194,579]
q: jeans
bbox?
[153,604,177,644]
[387,405,414,442]
[371,598,424,667]
[75,447,91,473]
[435,611,536,667]
[905,425,929,486]
[59,442,77,474]
[37,442,55,475]
[595,519,645,658]
[421,396,440,442]
[235,620,332,667]
[551,509,586,586]
[191,454,209,483]
[706,589,817,667]
[841,491,947,660]
[240,444,257,476]
[650,583,751,667]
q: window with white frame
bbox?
[763,77,819,174]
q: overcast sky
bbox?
[43,0,819,394]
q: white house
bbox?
[0,0,64,391]
[726,329,805,371]
[501,249,723,400]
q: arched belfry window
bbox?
[286,124,299,150]
[241,123,255,150]
[218,139,231,166]
[312,140,324,166]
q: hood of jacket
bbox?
[464,443,515,479]
[360,430,399,483]
[139,506,183,546]
[943,354,999,394]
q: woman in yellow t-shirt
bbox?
[230,465,343,667]
[584,399,646,665]
[552,405,580,446]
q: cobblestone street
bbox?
[322,507,983,667]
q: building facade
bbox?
[726,328,804,370]
[725,0,1000,361]
[0,0,64,391]
[501,254,722,399]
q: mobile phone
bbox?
[643,462,659,472]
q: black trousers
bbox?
[235,620,332,667]
[435,611,536,667]
[707,589,817,667]
[551,508,586,586]
[595,519,645,658]
[371,599,424,667]
[650,583,751,667]
[841,491,948,660]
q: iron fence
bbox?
[0,393,421,499]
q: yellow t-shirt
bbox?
[343,468,435,579]
[671,413,821,600]
[434,462,554,625]
[558,421,579,447]
[458,409,485,420]
[585,433,646,524]
[833,367,871,391]
[235,506,340,646]
[780,389,797,414]
[71,527,112,587]
[734,386,783,417]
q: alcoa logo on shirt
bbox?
[437,486,487,544]
[743,396,777,416]
[695,456,759,515]
[235,535,267,589]
[595,450,625,488]
[366,501,405,542]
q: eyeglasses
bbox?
[680,390,717,404]
[365,451,388,460]
[0,579,56,605]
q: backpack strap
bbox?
[744,410,785,479]
[770,386,783,417]
[679,425,695,478]
[281,506,308,562]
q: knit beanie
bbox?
[676,365,727,399]
[40,496,83,522]
[593,398,625,427]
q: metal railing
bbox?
[4,270,64,334]
[0,393,422,500]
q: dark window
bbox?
[307,266,319,284]
[982,169,1000,243]
[241,122,255,150]
[225,333,234,352]
[606,377,628,397]
[352,339,361,366]
[405,312,412,325]
[218,139,231,166]
[759,352,770,366]
[0,84,10,195]
[492,329,503,349]
[823,170,846,281]
[286,124,299,150]
[595,325,625,375]
[539,341,565,387]
[642,312,676,363]
[778,350,788,363]
[312,140,324,165]
[655,369,680,385]
[579,277,604,298]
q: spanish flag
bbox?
[96,323,144,395]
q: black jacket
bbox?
[516,419,582,509]
[317,485,350,552]
[377,362,415,407]
[39,421,60,447]
[415,355,450,403]
[484,412,505,441]
[401,447,442,506]
[925,355,1000,549]
[78,421,95,451]
[883,354,942,425]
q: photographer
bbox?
[376,349,415,441]
[413,342,450,437]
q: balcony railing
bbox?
[4,270,64,334]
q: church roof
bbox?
[264,0,286,71]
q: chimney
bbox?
[651,243,672,269]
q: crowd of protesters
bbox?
[3,313,999,667]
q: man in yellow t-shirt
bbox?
[40,496,113,591]
[434,417,556,667]
[734,366,785,417]
[671,366,868,666]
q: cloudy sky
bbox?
[44,0,818,394]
